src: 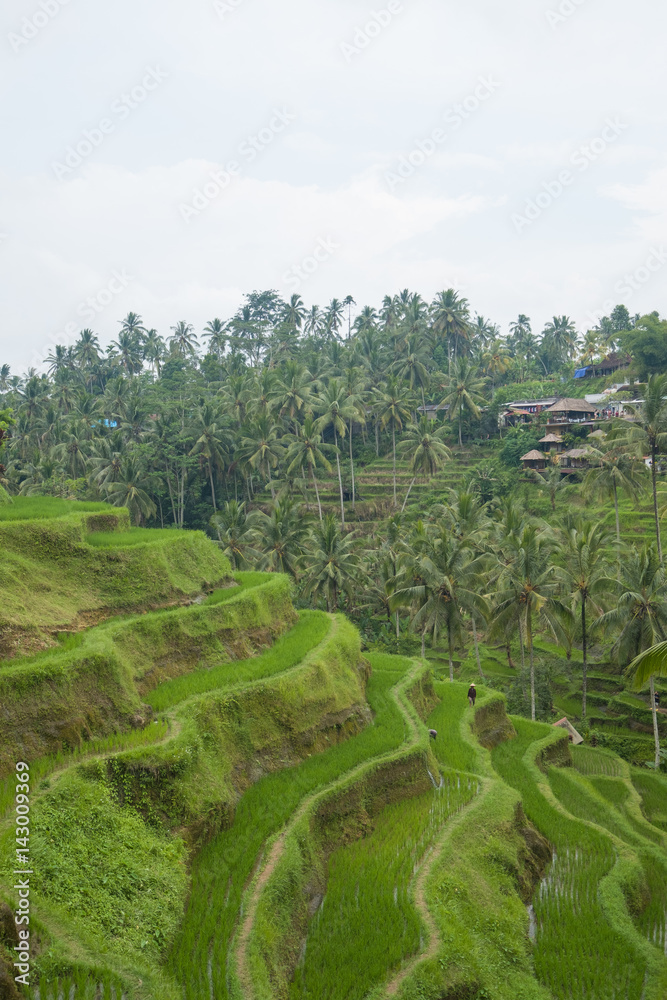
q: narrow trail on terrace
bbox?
[234,657,440,1000]
[383,778,487,997]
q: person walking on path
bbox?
[468,682,476,708]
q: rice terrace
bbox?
[3,301,667,1000]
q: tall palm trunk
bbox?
[458,411,463,448]
[311,466,323,522]
[651,441,662,559]
[334,428,345,525]
[392,425,397,509]
[472,614,484,679]
[421,626,425,660]
[581,599,587,719]
[527,604,536,722]
[448,630,454,683]
[401,477,416,513]
[650,675,661,769]
[208,465,217,512]
[349,420,356,511]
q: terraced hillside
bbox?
[1,501,666,1000]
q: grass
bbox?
[571,744,623,776]
[146,610,329,711]
[204,571,272,605]
[166,655,414,1000]
[492,719,649,1000]
[289,777,475,1000]
[632,770,667,831]
[0,496,110,520]
[0,719,170,819]
[426,681,477,773]
[86,527,187,547]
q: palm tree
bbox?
[526,452,569,512]
[374,376,413,509]
[283,294,306,331]
[491,524,558,721]
[303,514,361,611]
[343,294,356,340]
[189,405,227,511]
[104,459,157,525]
[271,361,313,430]
[109,331,143,375]
[249,498,309,579]
[619,373,667,559]
[203,319,228,359]
[541,316,578,368]
[481,339,511,398]
[209,500,257,569]
[341,367,367,511]
[584,440,644,551]
[430,289,471,373]
[142,329,165,378]
[169,321,199,358]
[439,358,487,447]
[391,335,430,410]
[553,520,612,718]
[239,415,285,501]
[323,299,344,340]
[393,531,487,679]
[314,380,357,525]
[284,415,332,521]
[398,416,451,511]
[598,544,667,768]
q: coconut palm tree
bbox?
[491,524,558,720]
[343,294,356,340]
[584,440,644,551]
[249,498,309,579]
[189,404,228,511]
[373,376,413,510]
[169,321,199,358]
[284,415,333,521]
[203,319,228,360]
[553,519,612,718]
[239,415,285,501]
[618,373,667,559]
[314,380,357,525]
[104,458,157,525]
[393,531,487,679]
[598,543,667,768]
[430,289,471,372]
[391,335,430,410]
[302,514,361,611]
[209,500,257,569]
[439,358,487,447]
[398,416,451,511]
[271,361,313,430]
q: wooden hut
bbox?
[521,449,547,471]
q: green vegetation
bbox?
[289,779,474,1000]
[167,655,414,1000]
[147,610,329,711]
[85,527,188,546]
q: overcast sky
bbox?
[1,0,666,372]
